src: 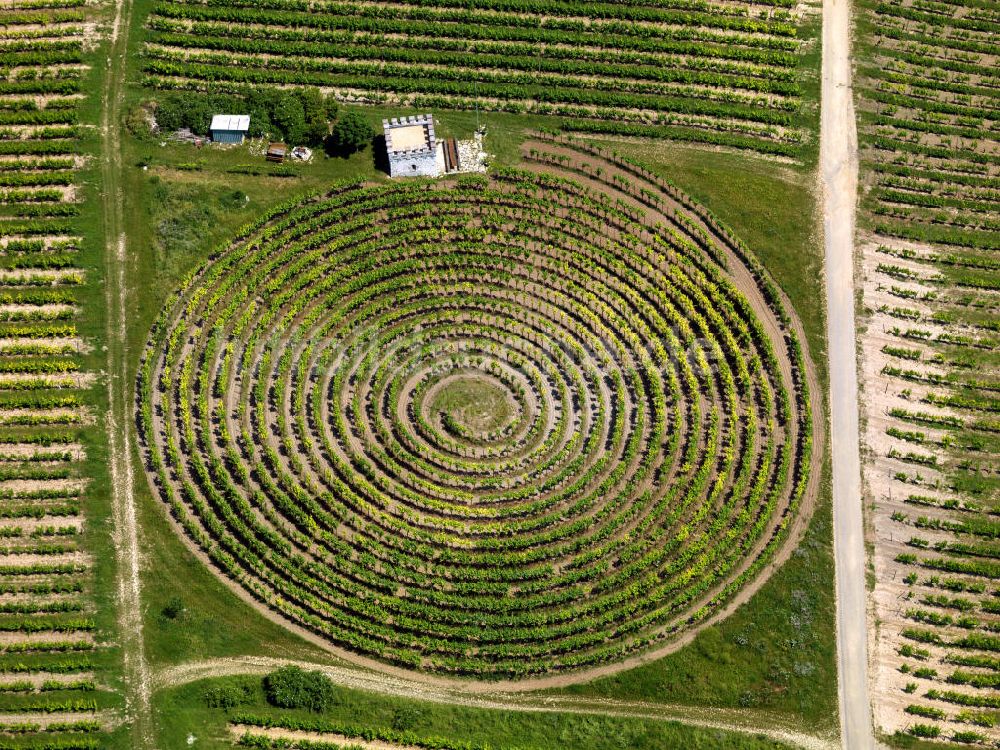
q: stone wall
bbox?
[388,150,441,178]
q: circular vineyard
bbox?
[137,140,815,680]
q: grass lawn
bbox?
[154,675,797,750]
[430,374,517,437]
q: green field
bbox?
[0,0,860,745]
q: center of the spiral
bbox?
[430,374,517,442]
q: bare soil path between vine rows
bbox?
[819,0,876,746]
[156,657,840,750]
[101,0,153,746]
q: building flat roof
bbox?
[210,114,250,132]
[383,114,435,153]
[390,124,430,152]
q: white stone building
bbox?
[383,114,445,178]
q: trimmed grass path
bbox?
[101,0,151,745]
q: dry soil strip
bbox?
[819,0,876,746]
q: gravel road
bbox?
[820,0,877,746]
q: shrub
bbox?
[124,103,154,138]
[905,704,945,720]
[263,666,336,712]
[391,706,426,732]
[217,190,248,211]
[908,723,941,738]
[951,730,986,744]
[204,681,255,709]
[161,597,184,620]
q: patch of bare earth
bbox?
[857,234,1000,743]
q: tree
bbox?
[299,88,333,145]
[327,111,375,156]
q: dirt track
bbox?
[819,0,876,746]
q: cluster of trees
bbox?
[152,88,337,145]
[149,89,375,152]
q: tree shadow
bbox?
[372,134,389,175]
[323,135,382,166]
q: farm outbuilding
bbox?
[210,114,250,144]
[383,114,445,178]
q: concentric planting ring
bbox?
[137,140,815,680]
